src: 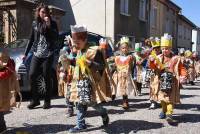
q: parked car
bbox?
[5,39,59,96]
[5,32,114,96]
[59,31,114,57]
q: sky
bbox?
[172,0,200,27]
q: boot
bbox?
[27,101,40,109]
[69,125,87,133]
[159,112,166,119]
[101,114,109,127]
[43,101,51,109]
[166,114,177,126]
[66,107,74,117]
[190,81,195,85]
[111,95,116,101]
[136,82,142,96]
[122,96,129,109]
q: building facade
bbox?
[149,0,181,50]
[48,0,150,47]
[0,0,37,44]
[0,0,65,44]
[177,15,196,51]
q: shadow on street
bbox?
[85,120,164,133]
[6,124,72,134]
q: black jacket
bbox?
[24,20,59,56]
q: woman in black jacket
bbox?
[24,3,58,109]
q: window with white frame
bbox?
[120,0,129,15]
[150,6,157,28]
[139,0,146,21]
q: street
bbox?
[4,81,200,134]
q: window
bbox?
[139,0,146,21]
[150,6,157,28]
[120,0,129,15]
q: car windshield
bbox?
[6,39,29,49]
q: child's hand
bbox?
[86,59,92,66]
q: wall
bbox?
[114,0,149,45]
[177,18,193,50]
[48,0,149,45]
[3,9,17,43]
[48,0,115,39]
[0,11,3,42]
[149,0,179,50]
[47,0,76,32]
[69,0,115,39]
[16,4,34,39]
[149,0,164,37]
[192,29,200,55]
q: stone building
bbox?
[0,0,65,44]
[177,14,196,51]
[149,0,181,51]
[48,0,150,47]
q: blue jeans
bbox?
[76,103,107,128]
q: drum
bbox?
[160,72,173,92]
[76,78,92,104]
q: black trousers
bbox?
[136,82,142,93]
[0,112,6,131]
[29,55,54,103]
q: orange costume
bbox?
[112,55,137,97]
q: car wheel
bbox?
[36,71,57,96]
[36,75,46,95]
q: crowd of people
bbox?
[56,26,200,133]
[0,3,200,134]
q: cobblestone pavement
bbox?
[4,81,200,134]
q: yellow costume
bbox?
[149,33,187,122]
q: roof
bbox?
[179,14,196,28]
[158,0,181,12]
[168,0,181,11]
